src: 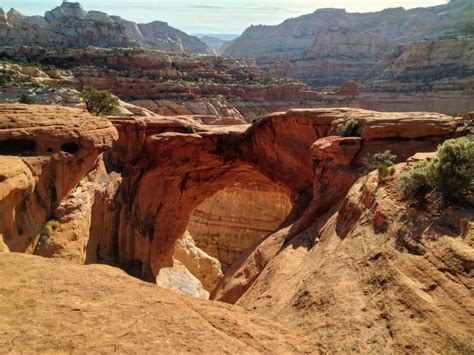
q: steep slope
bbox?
[213,156,474,353]
[0,253,311,353]
[0,2,209,53]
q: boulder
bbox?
[174,231,224,292]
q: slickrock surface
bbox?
[0,253,312,353]
[216,164,474,353]
[155,259,210,299]
[0,2,209,53]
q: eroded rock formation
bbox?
[0,47,333,122]
[213,163,474,353]
[104,107,460,281]
[222,1,474,115]
[224,1,472,84]
[0,104,117,254]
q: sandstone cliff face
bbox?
[259,28,396,87]
[365,37,474,91]
[224,0,470,59]
[0,2,209,53]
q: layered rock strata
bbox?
[0,47,331,122]
[187,186,292,270]
[224,0,472,85]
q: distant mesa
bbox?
[0,1,210,53]
[223,0,474,86]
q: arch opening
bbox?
[165,179,293,299]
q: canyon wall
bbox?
[0,47,334,122]
[221,1,474,115]
[187,186,292,270]
[224,0,472,85]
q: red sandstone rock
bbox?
[0,253,312,353]
[228,164,474,353]
[0,104,117,254]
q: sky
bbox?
[0,0,448,34]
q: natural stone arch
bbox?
[108,110,340,278]
[108,108,459,279]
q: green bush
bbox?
[337,119,359,137]
[377,165,396,178]
[17,92,35,104]
[399,160,433,199]
[370,150,397,179]
[428,137,474,199]
[42,219,60,237]
[81,86,119,116]
[400,137,474,200]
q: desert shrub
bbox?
[17,92,35,104]
[427,137,474,199]
[370,150,397,179]
[337,119,359,137]
[42,219,60,237]
[399,160,433,199]
[81,86,119,116]
[399,137,474,200]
